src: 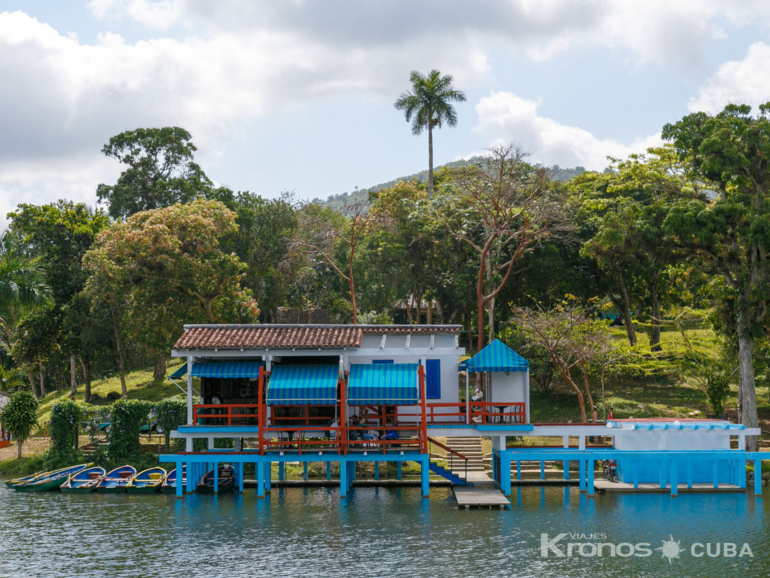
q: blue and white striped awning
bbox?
[464,339,529,373]
[267,365,339,406]
[347,363,419,405]
[190,361,264,378]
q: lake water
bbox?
[1,482,768,577]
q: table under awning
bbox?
[190,361,265,378]
[347,363,419,405]
[266,364,339,405]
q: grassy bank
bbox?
[35,360,188,429]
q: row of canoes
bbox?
[5,463,235,494]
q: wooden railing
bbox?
[426,402,526,425]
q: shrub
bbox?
[108,399,153,463]
[154,396,187,451]
[0,391,39,458]
[50,399,84,457]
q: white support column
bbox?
[563,435,569,448]
[578,435,586,450]
[208,437,215,450]
[186,356,194,425]
[465,371,470,425]
[525,368,531,424]
[739,434,746,450]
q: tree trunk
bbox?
[153,353,167,380]
[57,365,63,391]
[69,355,77,398]
[16,438,22,459]
[428,123,434,199]
[426,297,432,324]
[737,312,759,452]
[80,358,92,403]
[27,367,37,399]
[581,363,598,422]
[617,270,637,346]
[111,306,128,399]
[486,259,495,343]
[39,361,46,397]
[406,299,413,324]
[650,280,662,352]
[415,292,421,325]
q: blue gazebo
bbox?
[460,339,530,424]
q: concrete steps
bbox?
[443,436,486,475]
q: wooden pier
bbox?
[594,480,744,494]
[453,472,510,509]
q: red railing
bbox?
[345,426,422,453]
[193,404,261,426]
[426,402,526,425]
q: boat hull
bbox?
[13,478,67,492]
[97,485,129,493]
[126,484,161,494]
[197,479,234,494]
[60,485,97,493]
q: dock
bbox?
[453,472,510,509]
[594,480,744,494]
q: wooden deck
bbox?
[594,480,745,494]
[453,472,510,509]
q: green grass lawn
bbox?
[35,360,189,429]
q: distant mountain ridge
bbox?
[314,157,587,209]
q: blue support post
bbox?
[516,460,521,480]
[303,462,309,481]
[238,463,244,493]
[713,460,719,489]
[579,460,586,492]
[257,458,265,498]
[265,462,271,493]
[633,460,638,489]
[659,459,666,489]
[186,462,195,493]
[214,463,219,494]
[340,459,348,497]
[741,460,747,489]
[670,460,678,497]
[327,462,332,481]
[278,462,285,481]
[396,462,402,481]
[755,459,762,496]
[176,462,184,498]
[421,458,429,498]
[501,453,511,496]
[587,460,594,497]
[563,460,569,480]
[687,460,693,489]
[540,461,545,480]
[374,462,379,481]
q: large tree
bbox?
[97,127,215,219]
[662,102,770,450]
[83,199,259,387]
[442,144,568,351]
[394,70,466,198]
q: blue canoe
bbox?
[96,465,137,493]
[61,467,106,493]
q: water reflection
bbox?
[0,482,769,577]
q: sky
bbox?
[2,1,770,228]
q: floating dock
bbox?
[594,480,744,494]
[452,472,510,509]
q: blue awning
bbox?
[347,363,419,405]
[267,365,339,405]
[168,364,187,379]
[464,339,529,373]
[190,361,264,378]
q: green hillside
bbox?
[315,158,587,209]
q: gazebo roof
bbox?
[462,339,529,373]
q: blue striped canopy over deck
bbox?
[464,339,529,373]
[347,363,419,405]
[190,361,264,378]
[266,364,339,405]
[168,364,188,379]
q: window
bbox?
[425,359,441,399]
[372,359,394,364]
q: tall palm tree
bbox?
[394,70,466,198]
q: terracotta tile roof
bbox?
[173,324,461,350]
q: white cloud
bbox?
[689,42,770,113]
[475,92,662,170]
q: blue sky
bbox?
[2,1,770,226]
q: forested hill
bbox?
[315,158,587,209]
